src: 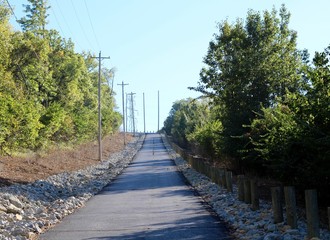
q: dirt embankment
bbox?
[0,133,132,187]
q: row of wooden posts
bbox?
[169,141,329,239]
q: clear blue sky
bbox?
[8,0,330,132]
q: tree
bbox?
[10,31,55,106]
[186,104,223,159]
[18,0,49,38]
[190,5,302,157]
[163,98,210,148]
[247,45,330,199]
[0,2,42,153]
[1,0,122,152]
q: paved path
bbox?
[41,134,230,239]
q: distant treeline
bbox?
[0,0,121,154]
[163,5,329,201]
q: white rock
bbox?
[6,204,21,214]
[162,136,330,240]
[0,204,7,213]
[9,195,24,209]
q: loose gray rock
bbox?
[161,135,330,240]
[0,135,144,239]
[6,204,21,214]
[0,204,6,213]
[8,196,23,209]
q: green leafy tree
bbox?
[0,2,42,153]
[11,31,55,105]
[1,0,122,153]
[187,106,223,158]
[101,84,121,135]
[247,46,330,199]
[17,0,49,38]
[246,105,302,175]
[191,5,302,158]
[163,98,210,148]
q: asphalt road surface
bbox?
[41,134,231,240]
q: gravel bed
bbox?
[161,135,330,240]
[0,135,144,240]
[2,134,329,240]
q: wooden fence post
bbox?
[284,186,297,229]
[237,175,244,201]
[205,164,209,177]
[221,170,227,188]
[225,171,233,192]
[202,162,206,176]
[305,189,320,238]
[244,178,251,204]
[271,187,283,223]
[191,157,195,170]
[211,166,216,183]
[198,161,202,174]
[188,155,193,166]
[250,179,259,210]
[206,165,211,179]
[182,150,186,159]
[216,169,222,186]
[197,159,202,173]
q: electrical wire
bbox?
[5,0,30,92]
[50,4,65,35]
[5,0,18,21]
[70,0,94,50]
[6,0,43,61]
[53,0,83,50]
[54,0,73,35]
[5,0,101,88]
[84,0,101,51]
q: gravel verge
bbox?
[161,135,330,240]
[0,135,144,240]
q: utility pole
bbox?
[92,51,110,161]
[143,92,146,133]
[117,81,129,145]
[125,93,128,133]
[158,90,160,132]
[127,92,136,136]
[131,92,136,136]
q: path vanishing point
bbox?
[40,134,231,239]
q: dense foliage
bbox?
[163,98,223,158]
[246,48,330,191]
[0,0,121,154]
[164,5,329,196]
[191,5,302,158]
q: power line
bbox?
[53,0,73,34]
[83,0,101,50]
[127,92,136,135]
[5,0,42,96]
[70,0,94,50]
[6,0,45,61]
[50,4,65,35]
[53,0,83,50]
[117,81,129,145]
[5,0,19,22]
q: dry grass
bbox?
[0,132,132,186]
